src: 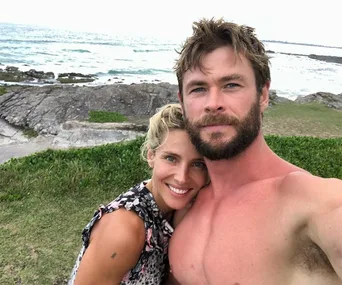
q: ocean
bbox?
[1,22,342,100]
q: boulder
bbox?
[295,92,342,110]
[268,90,292,106]
[0,83,179,135]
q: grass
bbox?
[263,102,342,138]
[0,86,7,95]
[0,136,150,285]
[88,110,128,123]
[0,135,341,284]
[22,128,39,138]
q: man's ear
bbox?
[177,91,186,116]
[147,149,155,168]
[177,91,183,104]
[260,81,270,113]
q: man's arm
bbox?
[307,178,342,279]
[74,208,145,285]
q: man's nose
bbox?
[204,88,225,113]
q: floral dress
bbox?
[68,181,174,285]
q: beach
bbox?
[1,22,342,100]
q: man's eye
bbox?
[225,83,239,88]
[191,87,206,93]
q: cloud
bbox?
[0,0,340,46]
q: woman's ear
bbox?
[147,149,155,168]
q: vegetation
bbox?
[88,110,128,123]
[263,102,342,138]
[23,128,39,138]
[0,135,341,284]
[0,86,7,95]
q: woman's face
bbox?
[147,129,208,213]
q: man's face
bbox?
[184,99,261,160]
[179,46,269,160]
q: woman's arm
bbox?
[74,208,145,285]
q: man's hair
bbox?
[175,17,271,97]
[140,103,185,160]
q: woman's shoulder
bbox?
[104,180,154,216]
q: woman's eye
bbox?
[193,161,207,169]
[165,156,176,162]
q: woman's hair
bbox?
[141,103,185,160]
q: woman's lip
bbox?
[167,184,191,196]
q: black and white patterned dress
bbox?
[69,181,174,285]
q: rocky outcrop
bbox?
[0,83,179,135]
[265,51,342,65]
[295,92,342,110]
[53,121,147,148]
[0,66,55,83]
[0,66,97,84]
[268,90,292,106]
[308,54,342,64]
[57,72,97,84]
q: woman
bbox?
[69,103,209,285]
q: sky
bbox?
[0,0,341,46]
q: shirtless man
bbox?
[167,18,342,285]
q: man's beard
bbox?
[184,101,261,160]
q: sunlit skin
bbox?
[146,129,208,214]
[166,46,342,285]
[74,129,208,285]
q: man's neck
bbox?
[204,133,298,197]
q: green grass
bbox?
[88,110,128,123]
[263,102,342,138]
[0,86,7,95]
[22,128,39,138]
[0,135,341,284]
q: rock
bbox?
[53,121,147,148]
[268,90,292,106]
[295,92,342,110]
[273,52,342,65]
[5,66,19,72]
[308,54,342,64]
[57,72,97,84]
[0,83,179,135]
[0,66,55,83]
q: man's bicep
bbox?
[307,179,342,278]
[74,209,145,285]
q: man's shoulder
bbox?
[280,171,341,188]
[279,171,342,206]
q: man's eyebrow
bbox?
[185,80,207,90]
[218,74,247,83]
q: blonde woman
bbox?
[69,104,209,285]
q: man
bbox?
[167,18,342,285]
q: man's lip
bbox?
[202,124,231,128]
